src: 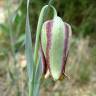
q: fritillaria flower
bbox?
[41,16,72,80]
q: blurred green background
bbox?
[0,0,96,96]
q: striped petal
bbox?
[41,16,72,80]
[41,20,53,74]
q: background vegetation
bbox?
[0,0,96,96]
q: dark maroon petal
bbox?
[45,20,53,71]
[61,23,69,74]
[40,45,47,74]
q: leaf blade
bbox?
[25,0,34,81]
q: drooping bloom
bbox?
[41,16,72,80]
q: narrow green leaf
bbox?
[25,0,34,81]
[33,56,42,96]
[35,56,42,81]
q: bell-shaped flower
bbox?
[41,16,72,80]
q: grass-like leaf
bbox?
[25,0,34,82]
[33,56,42,96]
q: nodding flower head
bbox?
[41,16,72,80]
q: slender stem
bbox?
[48,0,54,4]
